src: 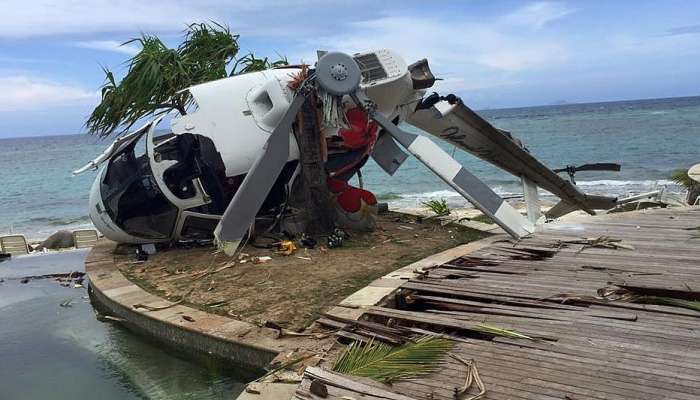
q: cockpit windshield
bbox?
[101,136,178,239]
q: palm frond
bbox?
[86,22,244,138]
[474,323,533,340]
[332,336,452,383]
[670,169,694,188]
[638,296,700,312]
[232,52,289,75]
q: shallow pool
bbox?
[0,250,253,400]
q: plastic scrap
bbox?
[277,240,297,256]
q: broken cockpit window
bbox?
[100,134,178,239]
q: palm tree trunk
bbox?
[295,96,336,234]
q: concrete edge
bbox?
[86,240,315,372]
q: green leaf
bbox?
[670,169,694,188]
[639,296,700,312]
[86,22,253,138]
[474,323,533,340]
[332,336,452,383]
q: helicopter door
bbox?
[146,115,211,211]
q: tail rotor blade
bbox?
[574,163,621,172]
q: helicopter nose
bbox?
[87,168,141,244]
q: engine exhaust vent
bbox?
[354,53,387,83]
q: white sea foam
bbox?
[399,190,461,198]
[386,179,683,209]
[576,179,675,187]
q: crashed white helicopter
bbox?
[75,50,617,254]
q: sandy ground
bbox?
[115,211,487,331]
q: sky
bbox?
[1,0,699,138]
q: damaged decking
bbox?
[311,207,700,400]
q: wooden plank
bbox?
[302,367,418,400]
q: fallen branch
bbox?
[132,288,194,312]
[450,354,486,400]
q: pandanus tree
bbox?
[85,22,287,137]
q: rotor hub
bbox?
[316,52,361,96]
[330,63,349,81]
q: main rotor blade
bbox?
[369,111,534,239]
[214,94,306,255]
[407,99,617,215]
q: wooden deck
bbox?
[306,207,700,400]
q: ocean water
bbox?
[1,96,699,240]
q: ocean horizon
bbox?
[1,95,698,240]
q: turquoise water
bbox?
[1,96,698,239]
[0,251,252,399]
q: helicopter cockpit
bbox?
[99,133,178,240]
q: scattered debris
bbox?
[309,379,329,397]
[300,234,317,249]
[255,271,273,285]
[244,383,262,395]
[450,354,486,400]
[132,288,194,312]
[557,236,635,252]
[95,312,126,323]
[135,247,149,262]
[277,240,298,256]
[23,271,87,287]
[182,315,195,322]
[204,300,228,308]
[59,298,73,308]
[328,228,348,248]
[255,354,313,384]
[140,243,157,255]
[473,323,535,341]
[598,286,700,312]
[452,256,500,267]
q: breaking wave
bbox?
[2,216,94,241]
[24,216,91,226]
[576,179,675,187]
[381,179,683,209]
